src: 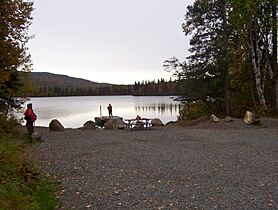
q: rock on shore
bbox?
[49,119,64,131]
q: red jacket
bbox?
[24,108,37,123]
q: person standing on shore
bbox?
[107,104,113,118]
[24,103,37,139]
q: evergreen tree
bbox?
[182,0,233,115]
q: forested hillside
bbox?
[21,72,178,96]
[25,72,132,96]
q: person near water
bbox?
[24,103,37,139]
[107,104,113,117]
[135,115,144,129]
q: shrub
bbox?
[0,120,56,210]
[180,101,211,120]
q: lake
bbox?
[25,96,180,128]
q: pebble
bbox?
[27,123,278,209]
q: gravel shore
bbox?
[27,118,278,210]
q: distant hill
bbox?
[24,72,133,96]
[29,72,111,88]
[19,72,178,97]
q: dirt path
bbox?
[27,119,278,209]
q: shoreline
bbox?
[24,116,278,131]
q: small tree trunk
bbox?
[272,3,278,110]
[249,28,268,111]
[222,1,230,116]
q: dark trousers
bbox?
[26,122,34,138]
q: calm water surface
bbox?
[27,96,180,128]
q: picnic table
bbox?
[124,118,151,130]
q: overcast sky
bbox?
[28,0,194,84]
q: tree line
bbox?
[28,79,178,97]
[133,79,178,96]
[30,85,133,96]
[165,0,277,117]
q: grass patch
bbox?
[0,120,57,210]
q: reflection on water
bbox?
[27,96,180,128]
[135,103,180,116]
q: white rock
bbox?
[244,111,255,124]
[210,114,220,123]
[224,116,233,122]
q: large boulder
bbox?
[95,116,125,128]
[244,111,255,124]
[118,124,126,129]
[95,117,106,127]
[104,120,113,130]
[104,118,126,129]
[210,114,220,123]
[112,118,126,128]
[82,121,96,130]
[49,119,64,131]
[151,118,164,126]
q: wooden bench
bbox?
[125,118,151,130]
